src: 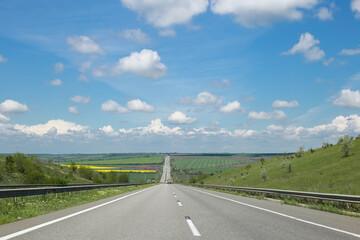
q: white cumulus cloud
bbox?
[283,32,325,61]
[14,119,87,136]
[333,89,360,108]
[101,100,129,113]
[67,36,104,54]
[77,74,89,82]
[210,78,231,88]
[210,0,319,27]
[340,44,360,56]
[0,99,29,114]
[127,99,154,112]
[100,125,119,136]
[68,106,79,115]
[219,101,245,114]
[248,110,286,120]
[79,61,92,72]
[120,0,209,28]
[70,95,91,104]
[50,79,62,86]
[168,111,197,124]
[352,0,360,18]
[272,100,299,108]
[0,113,10,122]
[121,28,150,43]
[316,7,333,21]
[119,119,182,135]
[180,91,224,106]
[113,49,167,79]
[54,62,64,73]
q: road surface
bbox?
[0,184,359,239]
[159,155,171,183]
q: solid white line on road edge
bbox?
[187,187,360,238]
[177,200,183,207]
[0,185,159,240]
[185,216,201,237]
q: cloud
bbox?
[92,69,106,77]
[50,79,62,86]
[77,74,89,82]
[333,89,360,108]
[14,119,87,136]
[0,113,10,122]
[119,119,182,135]
[219,101,245,114]
[352,0,360,18]
[316,7,333,21]
[180,91,224,106]
[68,106,79,115]
[339,45,360,56]
[209,120,220,126]
[210,78,231,88]
[0,99,29,114]
[158,29,176,37]
[168,111,197,124]
[100,125,119,137]
[101,100,129,113]
[121,29,150,43]
[210,0,319,27]
[67,36,104,54]
[54,62,64,73]
[350,72,360,81]
[79,61,92,72]
[113,49,167,79]
[69,95,91,104]
[120,0,209,28]
[233,129,256,137]
[283,32,325,61]
[267,124,284,131]
[126,99,155,112]
[248,110,286,120]
[0,54,7,62]
[323,57,335,66]
[272,100,299,108]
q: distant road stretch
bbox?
[160,155,171,183]
[1,184,359,240]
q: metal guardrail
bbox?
[0,183,149,199]
[0,184,99,188]
[190,184,360,204]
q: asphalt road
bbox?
[160,155,171,183]
[0,184,359,240]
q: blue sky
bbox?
[1,0,360,153]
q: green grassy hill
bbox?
[202,138,360,195]
[0,153,92,184]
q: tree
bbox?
[245,165,251,174]
[107,171,118,183]
[70,161,77,172]
[295,146,304,158]
[5,155,14,173]
[260,157,265,166]
[340,136,353,157]
[118,173,129,183]
[260,169,267,181]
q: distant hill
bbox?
[0,153,92,185]
[202,138,360,195]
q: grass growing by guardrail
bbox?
[0,184,156,225]
[193,185,360,218]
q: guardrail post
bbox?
[13,196,17,204]
[68,192,71,198]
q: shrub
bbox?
[5,155,15,173]
[309,148,315,153]
[107,171,118,183]
[70,161,77,172]
[260,169,267,181]
[295,146,304,158]
[13,153,27,173]
[23,171,46,184]
[287,162,292,173]
[118,173,129,183]
[245,165,251,174]
[260,157,265,166]
[340,136,353,157]
[78,166,94,180]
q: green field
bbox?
[202,138,360,195]
[73,156,163,165]
[128,173,156,182]
[172,155,269,174]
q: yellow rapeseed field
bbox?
[60,164,116,169]
[61,164,156,173]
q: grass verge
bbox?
[0,184,157,225]
[191,185,360,218]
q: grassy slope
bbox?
[0,155,92,184]
[203,139,360,195]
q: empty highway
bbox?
[160,155,171,183]
[0,184,359,240]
